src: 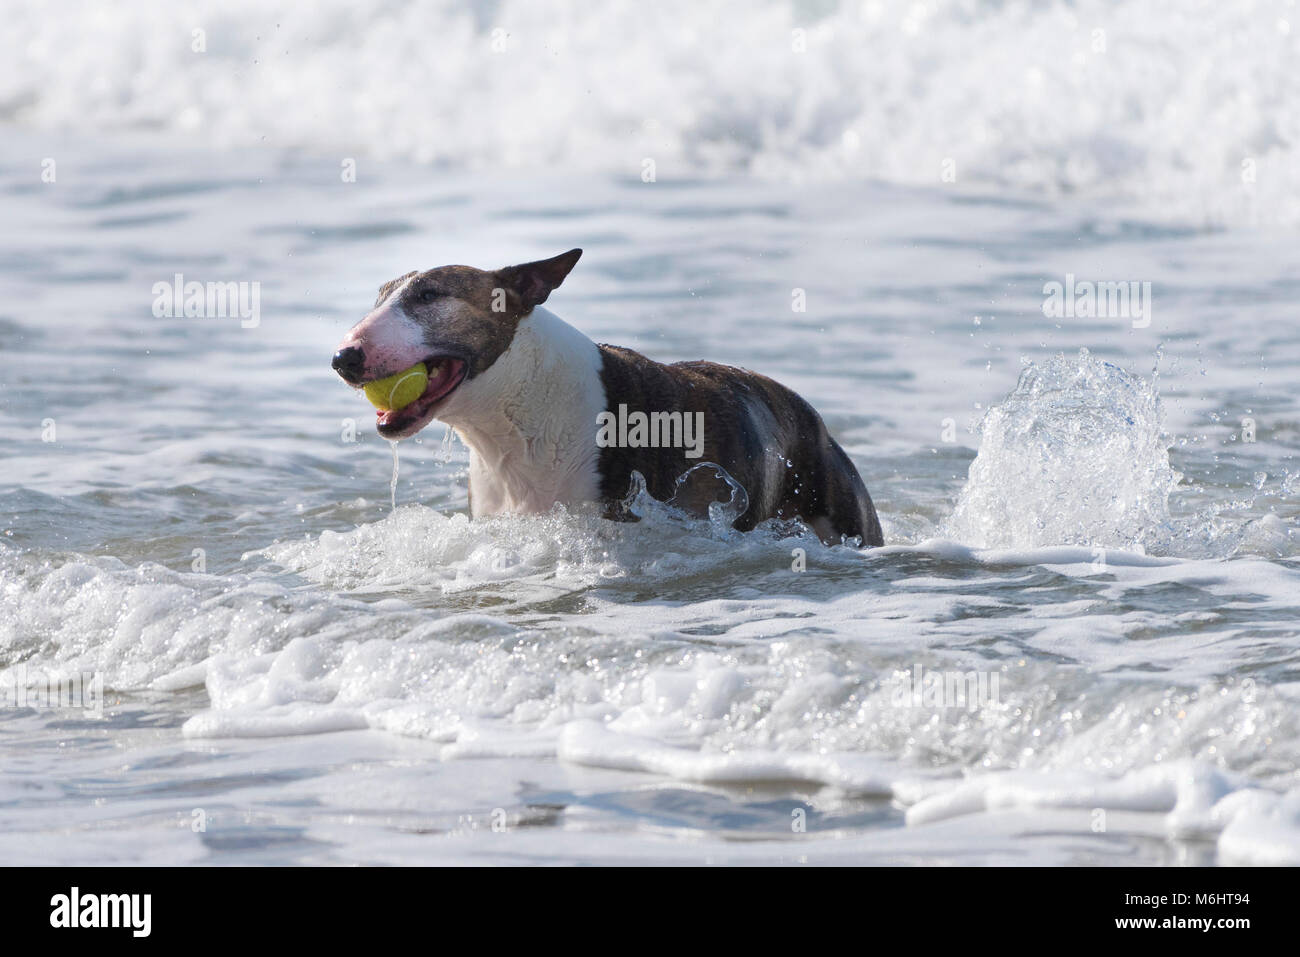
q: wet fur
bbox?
[596,346,883,546]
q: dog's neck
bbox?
[439,306,605,516]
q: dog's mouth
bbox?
[373,355,468,438]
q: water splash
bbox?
[944,349,1180,551]
[670,462,751,531]
[436,425,458,464]
[618,463,752,534]
[388,440,400,511]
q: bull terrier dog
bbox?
[332,250,882,546]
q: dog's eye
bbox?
[419,288,442,303]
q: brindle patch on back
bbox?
[596,345,884,546]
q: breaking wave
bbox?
[2,0,1296,225]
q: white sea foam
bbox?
[2,0,1296,225]
[8,534,1297,863]
[4,481,1299,863]
[904,761,1300,865]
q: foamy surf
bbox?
[7,478,1298,862]
[3,0,1297,226]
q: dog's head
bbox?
[332,249,582,438]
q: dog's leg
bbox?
[819,437,884,546]
[772,432,882,547]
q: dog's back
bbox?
[596,344,883,546]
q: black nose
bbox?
[332,346,366,384]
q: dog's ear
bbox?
[497,249,582,309]
[375,270,418,307]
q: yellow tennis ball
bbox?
[364,362,429,411]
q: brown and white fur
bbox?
[332,250,882,546]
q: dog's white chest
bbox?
[442,308,605,517]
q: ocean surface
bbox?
[2,0,1299,865]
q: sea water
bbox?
[1,0,1298,865]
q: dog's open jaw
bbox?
[373,355,468,437]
